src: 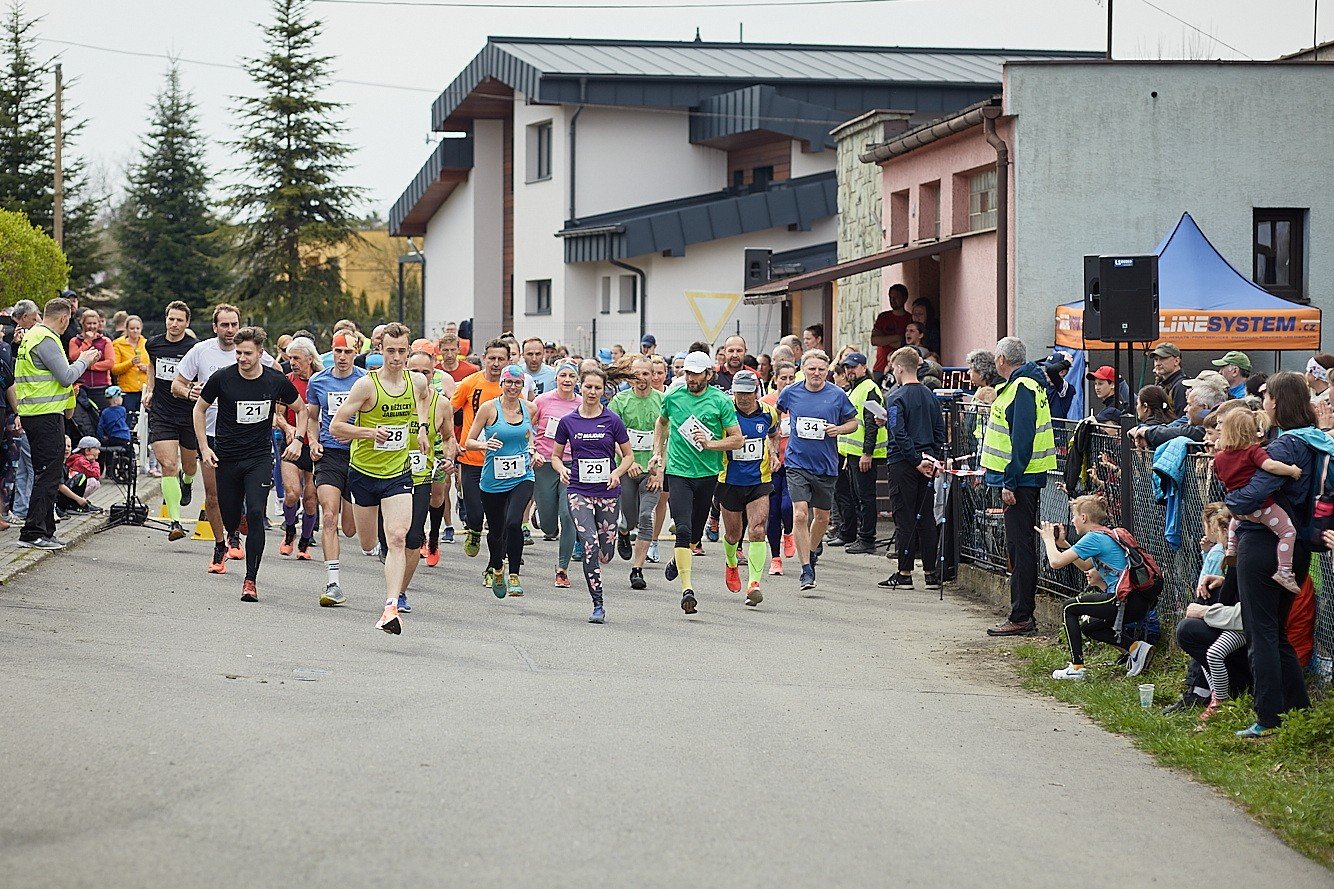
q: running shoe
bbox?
[799,566,816,591]
[208,542,228,574]
[810,543,822,568]
[522,526,534,546]
[241,579,258,602]
[782,533,796,559]
[1235,723,1273,739]
[280,525,296,556]
[179,474,193,507]
[1051,664,1087,681]
[320,582,346,607]
[589,605,605,624]
[572,542,584,562]
[167,521,187,541]
[691,543,705,556]
[377,605,402,635]
[296,537,313,561]
[486,568,506,599]
[629,567,646,590]
[646,541,660,563]
[706,518,719,543]
[443,525,455,544]
[464,529,480,557]
[724,562,741,593]
[425,541,440,567]
[397,593,412,613]
[745,582,763,607]
[877,573,913,590]
[681,590,698,614]
[227,533,244,561]
[617,531,632,561]
[665,559,678,582]
[1125,641,1154,677]
[507,574,524,597]
[17,536,63,550]
[555,568,570,588]
[768,557,783,576]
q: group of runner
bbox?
[142,303,862,632]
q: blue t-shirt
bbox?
[306,366,367,450]
[1228,382,1246,399]
[1199,542,1225,582]
[526,364,557,396]
[1072,531,1129,592]
[776,382,856,477]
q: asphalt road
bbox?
[0,522,1327,888]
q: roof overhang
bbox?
[744,237,961,304]
[860,97,1000,164]
[389,135,475,237]
[689,85,847,152]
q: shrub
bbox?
[0,209,69,306]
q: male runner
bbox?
[331,322,432,635]
[142,300,198,540]
[304,331,366,606]
[402,349,457,589]
[194,327,302,601]
[717,370,780,606]
[608,355,662,589]
[650,351,742,615]
[776,349,858,591]
[451,340,507,558]
[520,336,556,396]
[173,304,275,572]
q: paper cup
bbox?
[1138,683,1155,709]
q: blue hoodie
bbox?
[984,361,1050,491]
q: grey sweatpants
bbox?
[618,470,661,538]
[533,462,575,568]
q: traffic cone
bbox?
[190,508,215,541]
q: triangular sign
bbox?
[684,291,742,344]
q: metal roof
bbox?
[690,86,846,151]
[388,135,475,237]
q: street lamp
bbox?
[397,252,425,327]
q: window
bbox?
[751,165,774,190]
[917,180,941,242]
[968,168,997,232]
[526,121,552,182]
[888,189,910,246]
[1254,208,1306,301]
[599,276,612,314]
[526,279,552,315]
[618,275,638,313]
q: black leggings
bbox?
[461,463,485,533]
[482,480,534,574]
[666,474,717,549]
[218,456,273,581]
[1062,588,1147,664]
[379,483,433,551]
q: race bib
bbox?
[155,358,178,382]
[795,417,826,440]
[235,400,271,424]
[578,457,611,484]
[327,391,350,414]
[780,416,791,438]
[493,453,526,480]
[408,450,428,475]
[676,415,710,452]
[737,437,764,462]
[628,428,653,452]
[544,416,560,439]
[374,424,408,451]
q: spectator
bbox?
[68,308,115,409]
[871,283,912,381]
[111,314,149,421]
[1134,377,1226,448]
[1212,350,1251,399]
[801,324,824,355]
[908,299,942,358]
[982,336,1056,637]
[1166,502,1240,713]
[1042,355,1075,420]
[96,386,132,451]
[1135,385,1176,427]
[60,435,103,515]
[1305,353,1334,402]
[965,349,1003,389]
[831,352,885,555]
[1147,342,1188,414]
[640,334,656,357]
[1245,372,1268,399]
[1085,365,1128,414]
[903,322,938,363]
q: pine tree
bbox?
[227,0,364,327]
[0,2,102,290]
[115,64,225,319]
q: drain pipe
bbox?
[568,78,587,223]
[610,256,648,343]
[981,105,1009,342]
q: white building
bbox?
[389,36,1092,355]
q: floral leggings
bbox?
[567,492,619,607]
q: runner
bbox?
[276,337,320,560]
[651,351,742,615]
[608,355,663,590]
[414,351,457,566]
[304,331,365,606]
[646,355,670,563]
[435,332,477,540]
[520,336,556,396]
[776,350,858,591]
[142,300,198,541]
[531,360,580,587]
[452,340,508,558]
[193,327,303,602]
[330,322,432,634]
[551,367,634,623]
[173,304,275,573]
[717,370,780,606]
[463,364,539,598]
[761,360,797,575]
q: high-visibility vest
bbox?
[837,376,888,458]
[980,374,1057,476]
[15,324,76,416]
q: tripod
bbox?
[96,443,170,534]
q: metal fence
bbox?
[946,400,1333,686]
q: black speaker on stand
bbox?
[1099,254,1159,341]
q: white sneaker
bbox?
[1051,663,1087,681]
[1126,641,1154,677]
[647,541,660,563]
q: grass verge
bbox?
[1013,641,1333,868]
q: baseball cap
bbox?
[104,385,123,398]
[840,352,868,368]
[1183,370,1227,388]
[1148,343,1181,359]
[1211,350,1251,372]
[1085,365,1116,383]
[640,334,656,347]
[731,370,760,393]
[682,351,712,373]
[411,338,438,355]
[1095,407,1123,424]
[76,435,101,450]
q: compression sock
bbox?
[429,502,445,545]
[747,540,766,585]
[283,503,298,527]
[301,511,317,540]
[327,560,340,585]
[673,547,693,591]
[161,475,182,522]
[180,473,194,485]
[723,538,739,568]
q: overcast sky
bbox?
[31,0,1326,218]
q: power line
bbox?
[314,0,917,9]
[1132,0,1255,59]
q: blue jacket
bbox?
[97,405,131,443]
[1152,435,1193,550]
[984,362,1050,491]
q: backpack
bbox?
[1092,526,1162,608]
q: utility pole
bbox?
[1106,0,1114,60]
[53,63,63,248]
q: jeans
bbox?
[835,455,881,544]
[12,427,32,518]
[533,462,575,568]
[20,413,65,542]
[1001,486,1041,624]
[1236,530,1311,728]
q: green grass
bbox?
[1013,642,1334,868]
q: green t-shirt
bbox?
[660,384,739,479]
[609,387,664,469]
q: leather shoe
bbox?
[844,540,875,555]
[987,619,1037,637]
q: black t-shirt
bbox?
[145,333,198,420]
[201,365,300,462]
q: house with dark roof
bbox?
[388,35,1095,352]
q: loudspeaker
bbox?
[1098,254,1159,341]
[1082,254,1101,341]
[744,248,772,290]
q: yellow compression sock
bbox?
[674,547,693,590]
[747,540,766,584]
[723,539,739,568]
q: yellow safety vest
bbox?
[837,377,888,458]
[15,324,76,416]
[980,374,1057,476]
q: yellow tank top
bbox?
[350,370,417,479]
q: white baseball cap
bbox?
[682,351,712,374]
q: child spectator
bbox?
[96,385,132,450]
[1213,408,1303,593]
[59,436,104,515]
[1188,502,1248,727]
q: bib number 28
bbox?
[375,424,408,451]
